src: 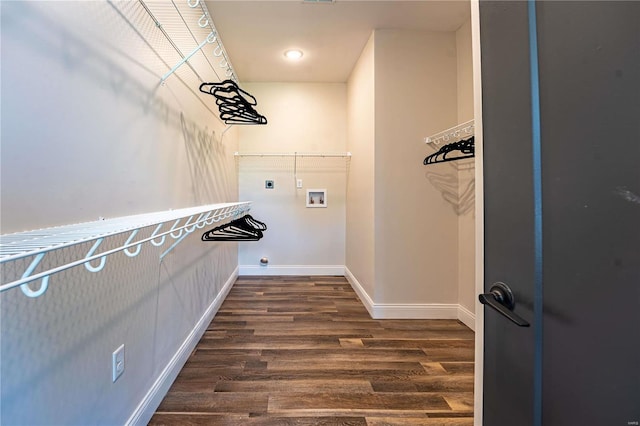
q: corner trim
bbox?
[126,267,239,426]
[344,266,376,317]
[239,265,345,276]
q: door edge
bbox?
[471,1,485,425]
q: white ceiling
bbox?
[205,0,471,83]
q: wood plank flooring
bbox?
[149,276,474,425]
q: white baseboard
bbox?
[239,265,345,276]
[126,267,239,426]
[376,303,459,319]
[345,267,475,324]
[457,304,476,331]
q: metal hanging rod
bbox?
[234,152,351,188]
[424,119,475,146]
[234,152,352,158]
[159,0,239,84]
[0,202,251,298]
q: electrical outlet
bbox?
[296,179,303,188]
[112,344,125,382]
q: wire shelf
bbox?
[424,120,475,171]
[424,120,474,146]
[0,202,251,297]
[145,0,240,85]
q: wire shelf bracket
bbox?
[0,202,251,298]
[161,31,217,83]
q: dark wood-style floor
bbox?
[149,276,474,425]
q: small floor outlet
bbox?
[112,344,125,382]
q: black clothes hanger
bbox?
[242,214,267,231]
[423,136,475,165]
[202,80,258,105]
[199,80,267,125]
[201,215,267,242]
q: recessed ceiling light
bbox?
[284,49,304,60]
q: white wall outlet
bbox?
[112,344,125,382]
[296,179,303,188]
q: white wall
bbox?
[374,30,459,307]
[1,2,239,424]
[237,83,348,275]
[457,19,475,124]
[345,25,476,322]
[345,34,376,300]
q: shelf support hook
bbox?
[20,253,50,298]
[123,229,142,257]
[150,224,166,246]
[197,211,212,228]
[170,219,183,239]
[198,13,209,28]
[183,215,197,233]
[84,238,107,272]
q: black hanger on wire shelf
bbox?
[423,136,475,165]
[199,80,267,125]
[201,214,267,242]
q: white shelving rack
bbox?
[142,0,239,85]
[0,202,251,298]
[0,1,252,299]
[424,120,475,171]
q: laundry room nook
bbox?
[0,1,480,424]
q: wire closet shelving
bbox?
[0,0,255,300]
[104,0,244,125]
[138,0,239,84]
[0,202,251,298]
[424,120,475,171]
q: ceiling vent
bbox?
[302,0,335,4]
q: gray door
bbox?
[480,2,640,425]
